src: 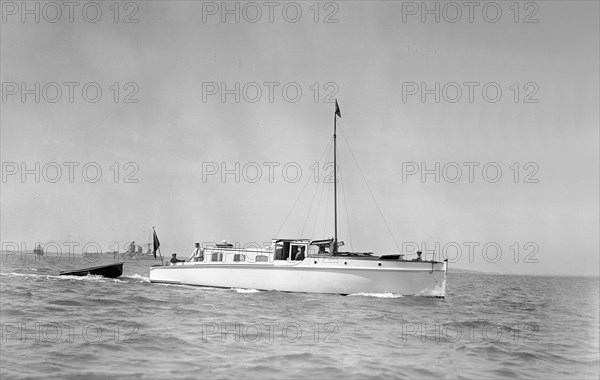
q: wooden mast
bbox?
[333,100,340,253]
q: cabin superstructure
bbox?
[183,239,324,265]
[177,238,442,266]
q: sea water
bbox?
[1,253,598,379]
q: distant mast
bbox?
[333,100,341,253]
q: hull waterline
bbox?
[149,258,446,296]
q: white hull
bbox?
[150,255,447,296]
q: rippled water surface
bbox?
[1,253,598,379]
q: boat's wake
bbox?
[349,292,404,298]
[3,271,154,285]
[233,288,260,293]
[122,274,150,282]
[3,272,125,283]
[415,288,445,297]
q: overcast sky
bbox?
[1,1,598,276]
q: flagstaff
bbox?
[153,226,164,265]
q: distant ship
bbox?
[122,240,157,260]
[33,243,44,256]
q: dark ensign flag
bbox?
[152,230,160,259]
[335,100,341,118]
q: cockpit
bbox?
[274,240,307,261]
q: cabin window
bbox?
[275,241,290,260]
[211,252,223,262]
[274,242,306,260]
[255,255,269,262]
[291,245,306,261]
[311,244,331,255]
[233,254,245,262]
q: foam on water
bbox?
[233,288,261,293]
[58,274,126,283]
[415,288,445,297]
[123,274,150,282]
[3,271,125,283]
[349,292,404,298]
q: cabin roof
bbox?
[309,238,334,245]
[273,239,311,243]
